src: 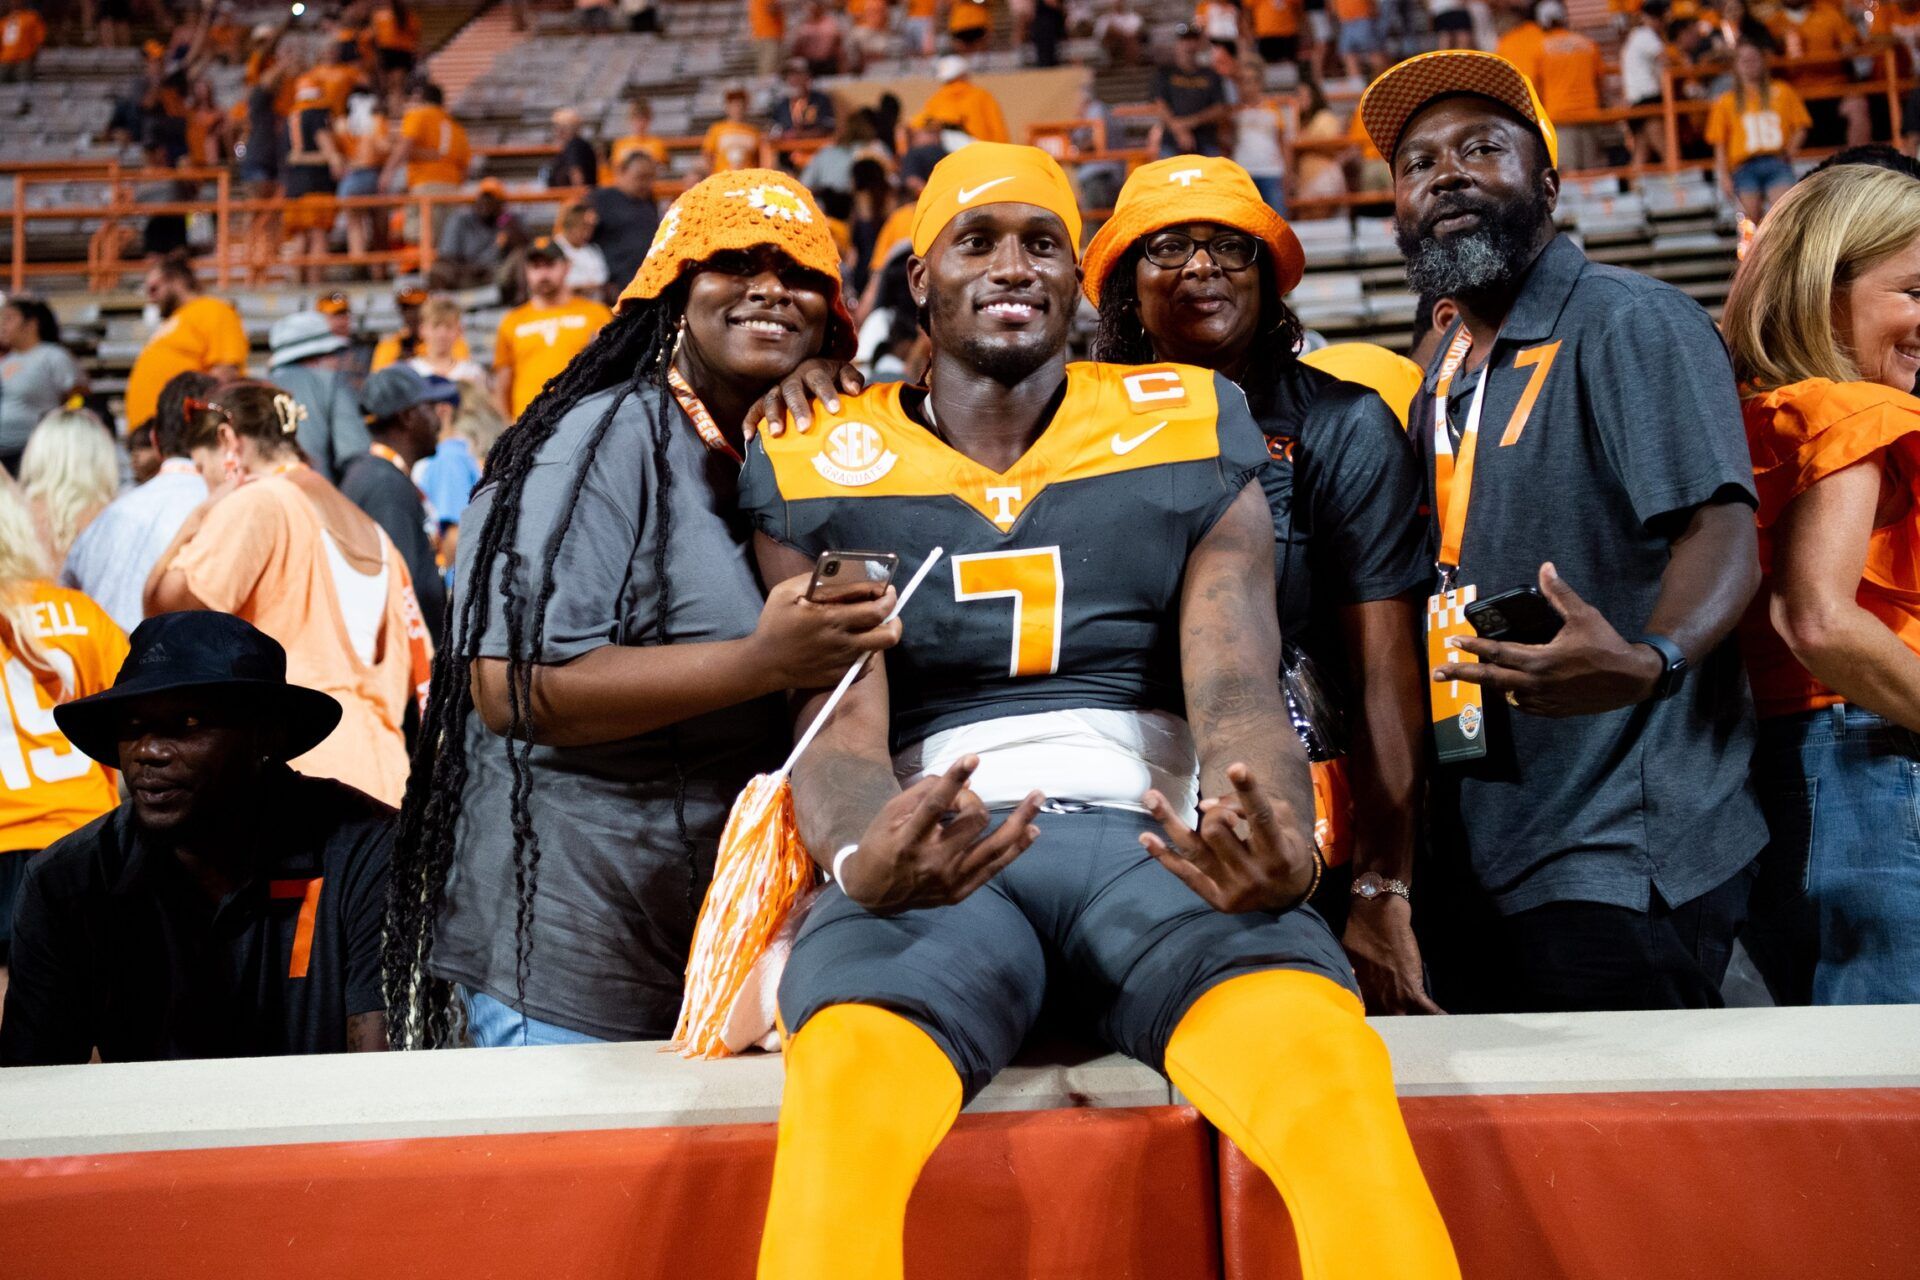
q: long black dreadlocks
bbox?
[1087,241,1304,376]
[382,295,685,1049]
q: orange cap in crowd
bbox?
[617,169,854,353]
[910,142,1082,258]
[1081,155,1305,307]
[477,177,507,198]
[1358,49,1559,170]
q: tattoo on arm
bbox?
[1182,485,1314,821]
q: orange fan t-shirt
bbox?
[400,104,470,188]
[1252,0,1301,39]
[124,295,250,432]
[949,0,990,35]
[169,477,428,807]
[0,8,45,63]
[371,5,422,52]
[867,201,914,271]
[371,330,469,371]
[1766,3,1853,86]
[1705,81,1811,166]
[494,296,613,418]
[0,584,128,854]
[1494,20,1546,86]
[1740,378,1920,718]
[610,132,670,173]
[703,119,766,172]
[297,63,363,116]
[1332,0,1375,23]
[1538,29,1603,118]
[750,0,786,38]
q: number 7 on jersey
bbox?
[952,547,1065,678]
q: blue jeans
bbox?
[1732,153,1796,199]
[459,986,612,1047]
[1249,173,1286,216]
[1747,704,1920,1004]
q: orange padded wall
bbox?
[1219,1088,1920,1280]
[0,1105,1221,1280]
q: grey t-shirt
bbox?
[431,385,785,1040]
[1410,235,1766,915]
[0,344,80,453]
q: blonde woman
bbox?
[0,480,127,960]
[143,382,430,806]
[1724,163,1920,1005]
[19,408,119,567]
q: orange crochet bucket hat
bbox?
[1081,155,1305,308]
[616,169,853,352]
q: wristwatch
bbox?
[1351,872,1411,904]
[1634,633,1688,701]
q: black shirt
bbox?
[1407,234,1763,914]
[587,186,661,294]
[0,769,393,1066]
[547,135,600,187]
[1246,360,1431,745]
[1153,65,1228,155]
[770,89,836,138]
[338,450,446,646]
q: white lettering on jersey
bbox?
[811,420,899,487]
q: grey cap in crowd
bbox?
[360,365,461,421]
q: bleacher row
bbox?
[4,0,1749,415]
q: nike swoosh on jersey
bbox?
[1110,421,1169,455]
[956,176,1015,205]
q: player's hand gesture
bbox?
[1141,763,1317,913]
[839,756,1043,914]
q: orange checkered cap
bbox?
[1081,155,1305,308]
[617,169,848,308]
[1358,50,1559,171]
[910,142,1083,258]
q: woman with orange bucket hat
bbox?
[1084,155,1438,1017]
[383,170,901,1049]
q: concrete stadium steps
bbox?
[430,3,530,104]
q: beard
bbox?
[1397,186,1554,300]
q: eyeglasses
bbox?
[1142,232,1261,272]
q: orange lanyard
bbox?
[1431,325,1492,586]
[369,442,407,473]
[667,366,743,464]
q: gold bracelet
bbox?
[1286,841,1326,913]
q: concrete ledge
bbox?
[2,1005,1916,1160]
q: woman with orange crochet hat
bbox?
[383,170,901,1049]
[1084,155,1437,1017]
[1723,163,1920,1006]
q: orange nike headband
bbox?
[910,142,1083,258]
[1082,155,1305,308]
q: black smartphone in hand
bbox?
[1465,586,1563,645]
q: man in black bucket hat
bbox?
[1,612,394,1066]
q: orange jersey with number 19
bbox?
[740,362,1270,746]
[0,584,129,852]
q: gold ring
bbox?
[1505,691,1521,708]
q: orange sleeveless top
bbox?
[1740,377,1920,718]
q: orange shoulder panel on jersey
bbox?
[759,362,1224,528]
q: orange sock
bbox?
[756,1003,963,1280]
[1165,970,1460,1280]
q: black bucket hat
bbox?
[55,612,343,767]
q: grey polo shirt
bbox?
[432,385,785,1040]
[1409,234,1765,915]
